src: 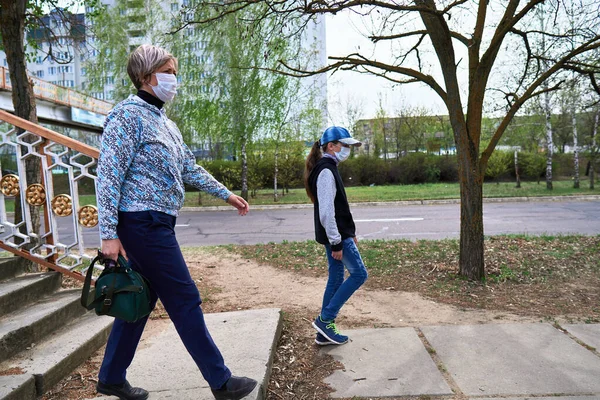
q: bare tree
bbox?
[189,1,600,280]
[330,92,365,133]
[400,105,430,153]
[373,94,390,160]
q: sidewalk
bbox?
[88,308,600,399]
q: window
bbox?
[129,30,145,38]
[48,67,56,75]
[171,2,178,11]
[80,67,86,76]
[105,76,114,84]
[54,80,74,87]
[54,52,71,61]
[35,70,44,78]
[128,15,145,23]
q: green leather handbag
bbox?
[81,252,152,323]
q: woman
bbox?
[96,44,257,400]
[304,126,368,345]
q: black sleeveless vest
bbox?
[308,157,356,251]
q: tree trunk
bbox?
[454,117,485,280]
[514,150,521,188]
[544,91,553,190]
[591,110,598,190]
[273,143,279,202]
[240,137,248,200]
[457,152,485,281]
[0,0,42,249]
[572,110,579,189]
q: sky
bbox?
[324,11,448,123]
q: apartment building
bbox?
[1,1,327,111]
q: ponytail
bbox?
[304,140,326,203]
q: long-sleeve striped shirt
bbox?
[97,95,231,240]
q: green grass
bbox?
[184,179,599,207]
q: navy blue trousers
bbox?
[98,210,231,389]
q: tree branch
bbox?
[481,37,600,165]
[275,52,448,104]
[369,29,470,47]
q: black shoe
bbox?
[96,380,149,400]
[211,375,258,400]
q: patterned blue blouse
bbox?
[97,95,232,240]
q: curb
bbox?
[181,194,600,212]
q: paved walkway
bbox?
[87,308,600,399]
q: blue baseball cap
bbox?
[319,126,362,147]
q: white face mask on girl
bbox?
[151,73,178,102]
[335,146,351,162]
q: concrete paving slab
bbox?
[87,308,281,400]
[321,327,452,398]
[421,323,600,396]
[477,397,600,400]
[563,324,600,351]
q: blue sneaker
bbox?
[312,316,348,344]
[315,332,334,346]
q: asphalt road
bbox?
[73,199,600,248]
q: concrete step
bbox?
[84,309,282,400]
[0,272,62,318]
[0,289,85,363]
[0,374,36,400]
[0,312,113,398]
[0,257,29,282]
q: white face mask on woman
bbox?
[334,146,351,162]
[151,73,178,102]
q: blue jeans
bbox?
[320,237,368,321]
[98,211,231,389]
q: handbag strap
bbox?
[80,255,102,311]
[81,253,145,312]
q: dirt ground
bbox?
[43,247,550,400]
[185,248,538,327]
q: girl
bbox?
[304,126,368,345]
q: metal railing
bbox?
[0,66,113,115]
[0,109,100,281]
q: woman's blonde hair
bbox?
[127,44,178,89]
